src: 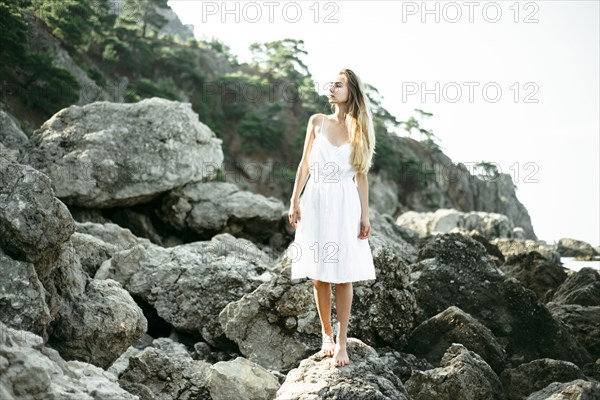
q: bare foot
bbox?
[321,330,335,356]
[333,341,349,367]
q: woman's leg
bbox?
[333,282,353,366]
[313,279,335,356]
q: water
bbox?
[560,257,600,272]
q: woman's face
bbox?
[327,74,349,104]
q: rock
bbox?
[405,343,504,400]
[557,238,599,258]
[396,208,517,241]
[158,180,286,244]
[219,265,320,371]
[24,97,223,208]
[205,357,280,400]
[0,248,51,338]
[583,359,600,382]
[551,267,600,306]
[375,349,434,383]
[0,320,137,399]
[368,173,400,217]
[75,221,153,251]
[96,233,274,346]
[70,232,117,277]
[547,303,600,359]
[404,305,507,374]
[409,233,592,368]
[48,277,147,369]
[118,340,212,399]
[492,237,561,263]
[500,251,567,302]
[526,379,600,399]
[0,109,28,162]
[0,158,75,272]
[500,358,586,399]
[275,338,410,400]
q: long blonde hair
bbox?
[333,68,376,174]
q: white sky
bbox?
[169,0,600,248]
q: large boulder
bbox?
[23,97,223,208]
[158,181,286,243]
[500,251,568,302]
[0,248,51,338]
[526,379,600,399]
[491,237,561,263]
[396,208,518,241]
[404,305,507,374]
[47,276,147,369]
[117,338,212,399]
[546,303,600,360]
[0,109,29,162]
[206,357,280,400]
[404,343,504,400]
[551,267,600,306]
[275,338,410,400]
[499,358,586,400]
[95,233,275,346]
[0,158,75,272]
[0,320,137,399]
[409,233,592,368]
[557,238,599,258]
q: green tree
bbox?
[0,2,28,75]
[117,0,169,38]
[29,0,110,51]
[249,39,310,80]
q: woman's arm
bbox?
[290,114,318,206]
[355,171,369,218]
[356,171,371,239]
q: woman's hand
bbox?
[358,215,371,239]
[288,202,301,229]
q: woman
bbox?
[288,68,377,367]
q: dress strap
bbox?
[319,114,326,136]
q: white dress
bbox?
[290,114,376,283]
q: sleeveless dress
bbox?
[289,114,376,283]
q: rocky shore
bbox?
[1,98,599,399]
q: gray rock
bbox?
[547,303,600,360]
[557,238,599,258]
[405,305,507,374]
[376,349,434,383]
[0,158,75,272]
[526,379,600,399]
[397,208,517,241]
[75,221,153,251]
[492,237,561,263]
[405,343,504,400]
[410,233,592,368]
[158,180,286,243]
[0,320,137,399]
[48,277,147,369]
[96,233,274,346]
[70,232,117,277]
[275,338,410,400]
[500,358,586,400]
[118,341,211,399]
[500,251,568,302]
[551,267,600,306]
[206,357,280,400]
[24,97,223,208]
[0,248,51,338]
[0,109,28,162]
